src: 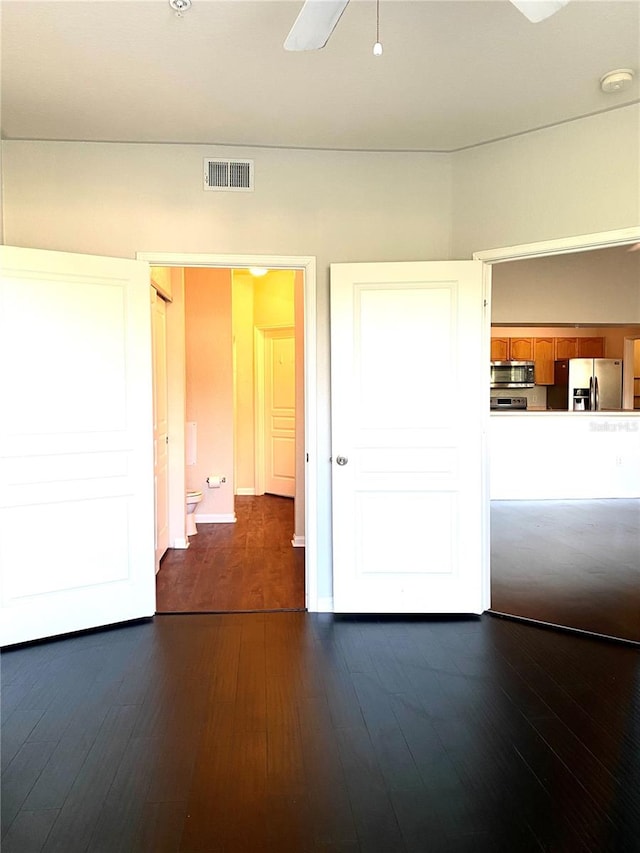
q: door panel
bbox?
[264,329,295,497]
[330,261,488,614]
[0,246,155,646]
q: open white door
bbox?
[0,246,155,646]
[330,261,488,614]
[151,286,169,570]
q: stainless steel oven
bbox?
[490,361,535,389]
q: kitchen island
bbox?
[490,411,640,499]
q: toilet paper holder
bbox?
[206,474,226,488]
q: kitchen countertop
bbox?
[489,410,640,499]
[490,409,640,416]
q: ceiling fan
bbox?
[285,0,570,51]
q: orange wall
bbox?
[185,267,302,536]
[185,267,235,518]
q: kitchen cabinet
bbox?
[578,337,605,357]
[555,337,578,360]
[533,337,555,385]
[491,333,605,371]
[509,337,534,360]
[491,337,510,361]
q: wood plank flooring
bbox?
[2,612,640,852]
[156,495,305,613]
[491,498,640,643]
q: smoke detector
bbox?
[169,0,191,15]
[600,69,634,94]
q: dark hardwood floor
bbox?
[156,495,305,613]
[2,611,639,852]
[491,498,640,644]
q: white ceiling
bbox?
[1,0,639,151]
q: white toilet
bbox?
[186,490,203,536]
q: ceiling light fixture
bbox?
[248,267,268,277]
[600,68,634,94]
[373,0,383,56]
[169,0,191,17]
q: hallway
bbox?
[156,495,305,613]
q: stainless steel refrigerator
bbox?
[547,358,623,411]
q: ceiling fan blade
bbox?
[509,0,570,23]
[284,0,350,51]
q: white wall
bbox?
[1,106,639,602]
[452,105,640,258]
[0,140,453,602]
[491,247,640,324]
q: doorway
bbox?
[476,227,640,644]
[138,252,318,612]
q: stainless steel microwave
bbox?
[490,361,535,388]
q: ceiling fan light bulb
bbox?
[373,41,383,56]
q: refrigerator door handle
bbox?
[589,376,594,411]
[594,375,599,411]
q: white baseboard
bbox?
[172,537,190,549]
[235,487,256,496]
[195,513,237,524]
[315,596,334,613]
[291,535,305,548]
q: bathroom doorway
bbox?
[139,252,317,613]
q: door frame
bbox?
[474,226,640,264]
[137,252,318,611]
[622,336,640,410]
[475,225,640,612]
[254,324,296,498]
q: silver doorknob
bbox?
[336,455,348,466]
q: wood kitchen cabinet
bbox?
[491,334,605,368]
[577,337,605,357]
[491,337,510,361]
[554,336,605,359]
[509,337,534,360]
[555,337,578,360]
[533,337,555,385]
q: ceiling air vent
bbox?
[204,158,254,192]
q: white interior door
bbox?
[151,286,169,570]
[262,327,296,498]
[330,261,488,614]
[0,246,155,646]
